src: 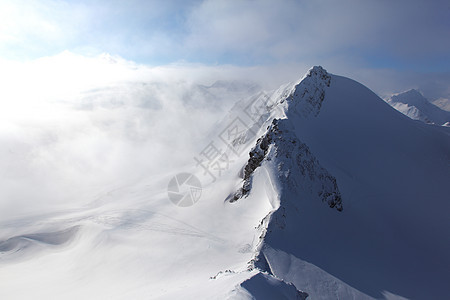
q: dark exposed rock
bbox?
[287,66,331,118]
[232,118,342,212]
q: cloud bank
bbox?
[0,52,267,220]
[0,1,449,220]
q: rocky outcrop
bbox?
[231,67,343,298]
[233,118,342,211]
[286,66,331,118]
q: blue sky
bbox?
[1,0,449,97]
[0,0,449,220]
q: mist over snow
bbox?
[0,1,449,299]
[0,54,449,299]
[0,59,448,300]
[0,52,268,220]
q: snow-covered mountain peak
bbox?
[302,65,331,83]
[229,67,450,299]
[224,66,333,131]
[400,88,421,96]
[386,88,450,125]
[284,66,331,118]
[389,88,427,106]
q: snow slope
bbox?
[386,89,450,126]
[235,67,450,299]
[0,66,449,299]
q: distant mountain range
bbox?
[385,89,450,126]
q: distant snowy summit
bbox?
[386,89,450,126]
[432,97,450,112]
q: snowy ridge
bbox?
[230,66,348,298]
[233,66,450,299]
[284,66,331,118]
[233,118,342,212]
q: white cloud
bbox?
[0,52,273,220]
[0,0,91,57]
[184,0,450,64]
[3,0,449,68]
[1,0,449,221]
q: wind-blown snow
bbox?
[1,65,449,299]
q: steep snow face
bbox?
[386,89,450,125]
[284,66,331,118]
[240,68,450,299]
[234,118,342,212]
